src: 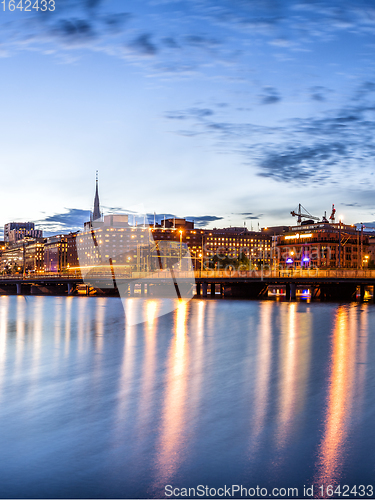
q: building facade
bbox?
[0,238,44,273]
[275,222,369,269]
[4,222,43,243]
[44,236,69,273]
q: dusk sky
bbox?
[0,0,374,236]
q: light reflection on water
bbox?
[154,300,189,486]
[313,306,360,488]
[0,295,374,498]
[249,301,272,455]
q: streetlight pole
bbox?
[179,230,182,270]
[339,220,342,268]
[201,233,204,272]
[361,223,363,270]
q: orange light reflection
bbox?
[249,301,272,454]
[135,300,159,437]
[314,306,357,486]
[154,300,189,485]
[276,303,298,448]
[0,296,9,399]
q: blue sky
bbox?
[0,0,374,236]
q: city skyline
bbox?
[0,0,374,236]
[1,173,375,239]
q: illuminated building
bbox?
[276,222,369,269]
[0,237,44,273]
[4,222,43,243]
[44,235,70,272]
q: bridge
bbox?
[1,269,375,301]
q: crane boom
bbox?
[290,203,320,224]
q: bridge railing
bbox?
[2,269,375,280]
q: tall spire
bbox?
[92,170,101,221]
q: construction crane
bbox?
[329,204,336,223]
[290,204,320,224]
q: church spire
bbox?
[92,170,101,221]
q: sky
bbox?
[0,0,374,236]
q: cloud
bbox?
[258,142,348,182]
[190,108,215,118]
[85,0,102,9]
[166,80,375,186]
[51,19,96,44]
[259,87,281,105]
[35,208,91,235]
[161,37,180,49]
[0,0,373,82]
[235,212,263,219]
[128,33,158,56]
[102,13,132,33]
[184,35,220,49]
[165,108,214,120]
[243,214,263,220]
[310,86,331,102]
[186,215,224,227]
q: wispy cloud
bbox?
[1,0,374,73]
[165,81,375,186]
[34,208,91,235]
[186,215,223,227]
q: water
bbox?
[0,295,375,498]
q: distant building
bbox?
[4,222,42,243]
[261,226,289,235]
[161,218,194,230]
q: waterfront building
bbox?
[78,214,149,267]
[150,223,272,270]
[0,237,44,273]
[44,235,69,273]
[25,239,45,272]
[275,222,369,269]
[367,236,375,267]
[0,244,23,273]
[66,232,79,269]
[204,227,272,269]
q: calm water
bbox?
[0,295,375,499]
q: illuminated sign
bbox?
[286,258,293,264]
[285,234,299,240]
[284,232,313,240]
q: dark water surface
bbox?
[0,295,375,498]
